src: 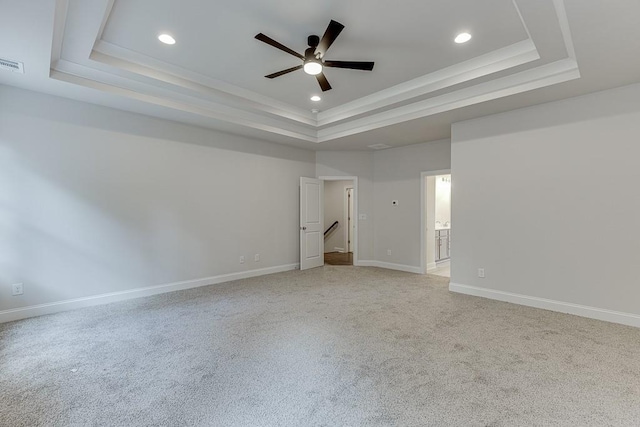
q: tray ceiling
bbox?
[3,0,640,150]
[100,0,529,109]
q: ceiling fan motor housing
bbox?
[305,47,319,61]
[308,35,320,48]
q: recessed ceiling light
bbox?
[158,34,176,45]
[454,32,472,44]
[310,95,321,102]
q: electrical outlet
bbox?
[254,254,260,262]
[11,283,24,296]
[478,268,485,278]
[239,256,245,264]
[387,249,392,256]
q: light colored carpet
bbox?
[1,266,639,426]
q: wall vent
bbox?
[368,144,391,150]
[0,58,24,74]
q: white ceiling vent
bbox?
[0,58,24,74]
[368,144,391,150]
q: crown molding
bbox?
[51,63,319,142]
[49,0,580,145]
[89,45,317,126]
[317,58,580,141]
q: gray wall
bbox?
[451,82,640,316]
[13,76,640,322]
[373,140,451,268]
[0,86,315,311]
[317,141,451,269]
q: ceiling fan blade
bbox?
[316,20,345,57]
[324,60,375,71]
[316,72,332,91]
[255,33,304,60]
[265,65,303,79]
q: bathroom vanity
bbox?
[435,227,450,262]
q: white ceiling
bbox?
[1,0,640,150]
[101,0,528,109]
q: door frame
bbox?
[345,187,354,253]
[319,176,359,266]
[420,169,451,275]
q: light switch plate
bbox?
[11,283,24,296]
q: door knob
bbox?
[301,226,307,231]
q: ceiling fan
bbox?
[255,20,374,92]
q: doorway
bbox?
[320,177,358,266]
[346,187,354,253]
[421,170,452,278]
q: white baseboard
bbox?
[357,260,377,267]
[426,262,437,272]
[334,247,345,253]
[0,263,299,324]
[449,282,640,328]
[358,260,422,274]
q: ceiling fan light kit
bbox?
[255,20,375,91]
[303,61,322,76]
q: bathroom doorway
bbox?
[421,171,452,278]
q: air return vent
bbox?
[368,144,391,150]
[0,58,24,74]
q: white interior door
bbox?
[300,177,324,270]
